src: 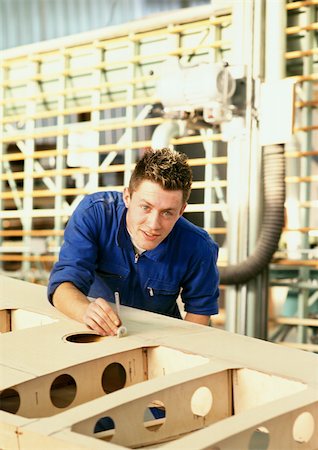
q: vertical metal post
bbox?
[124,36,138,186]
[0,62,4,272]
[54,52,68,252]
[297,5,315,343]
[22,60,38,277]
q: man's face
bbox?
[123,180,186,251]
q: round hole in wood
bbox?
[191,386,213,417]
[93,416,115,441]
[63,332,106,343]
[144,400,166,431]
[248,427,270,450]
[50,374,77,408]
[293,411,315,443]
[102,363,126,394]
[0,388,20,414]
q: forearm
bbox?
[52,282,89,323]
[184,312,210,326]
[52,281,121,336]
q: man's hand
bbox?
[83,297,121,336]
[52,282,121,336]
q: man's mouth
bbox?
[142,230,159,240]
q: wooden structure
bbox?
[1,275,317,449]
[1,0,317,346]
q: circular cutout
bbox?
[102,363,126,394]
[0,388,20,414]
[248,427,270,450]
[144,400,166,431]
[50,374,77,408]
[94,416,115,440]
[293,411,315,443]
[64,332,106,343]
[191,386,213,417]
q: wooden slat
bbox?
[272,259,318,268]
[0,230,64,237]
[1,96,160,124]
[276,317,318,327]
[294,125,318,132]
[0,157,227,182]
[285,48,318,59]
[1,39,230,89]
[295,100,318,107]
[0,179,227,200]
[286,0,318,10]
[283,226,318,233]
[285,150,318,158]
[0,74,158,105]
[0,255,57,262]
[286,22,318,34]
[1,116,165,152]
[285,175,318,183]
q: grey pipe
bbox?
[219,144,285,285]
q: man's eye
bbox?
[163,211,172,217]
[141,205,149,211]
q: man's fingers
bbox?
[85,316,111,336]
[95,297,121,326]
[83,298,121,336]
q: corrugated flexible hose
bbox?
[219,144,285,285]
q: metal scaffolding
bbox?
[0,1,317,348]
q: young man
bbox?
[48,148,219,336]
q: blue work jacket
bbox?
[48,191,219,318]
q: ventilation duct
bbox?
[219,144,285,285]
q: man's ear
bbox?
[179,202,187,216]
[123,187,131,208]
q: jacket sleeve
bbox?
[47,197,100,303]
[181,240,219,316]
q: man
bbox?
[48,147,219,336]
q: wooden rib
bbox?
[285,175,318,183]
[0,255,57,262]
[2,133,223,161]
[0,74,158,105]
[289,74,318,82]
[0,230,64,237]
[189,156,228,166]
[0,156,227,182]
[1,116,165,146]
[286,22,318,35]
[1,39,230,89]
[1,96,160,124]
[300,200,318,208]
[295,100,318,107]
[285,150,318,158]
[285,48,318,59]
[0,179,226,200]
[205,227,227,235]
[276,317,318,327]
[293,125,318,132]
[191,180,227,189]
[284,227,318,233]
[272,259,318,268]
[286,0,318,10]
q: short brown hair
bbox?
[129,148,192,202]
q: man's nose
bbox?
[147,210,161,229]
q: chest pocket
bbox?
[96,263,129,292]
[145,278,180,313]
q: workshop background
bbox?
[0,0,317,351]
